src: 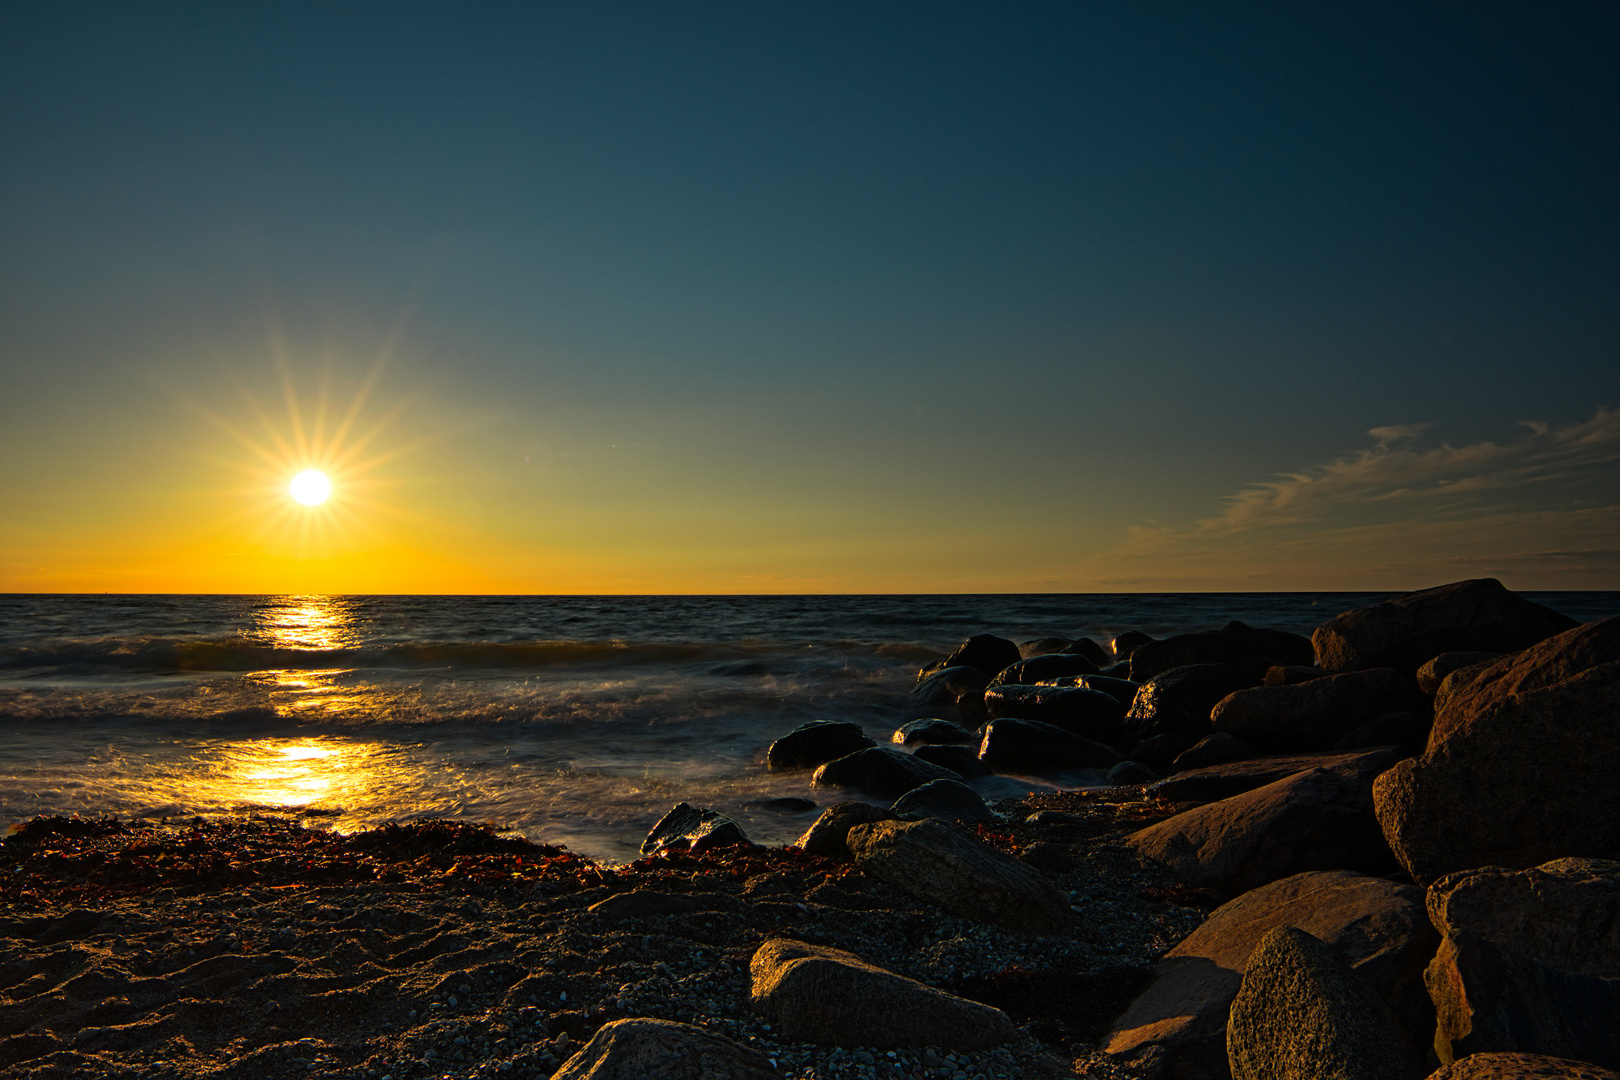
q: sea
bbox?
[3,592,1615,864]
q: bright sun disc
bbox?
[289,469,332,506]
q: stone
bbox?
[845,817,1072,933]
[588,891,709,921]
[905,666,992,728]
[1127,752,1403,895]
[1148,748,1407,804]
[1106,870,1436,1079]
[795,802,898,859]
[976,718,1122,775]
[1107,761,1160,785]
[913,743,993,778]
[552,1017,780,1079]
[1373,618,1620,884]
[812,747,961,799]
[1125,664,1261,746]
[983,684,1125,744]
[1333,713,1429,753]
[1227,926,1421,1080]
[749,938,1015,1050]
[1264,665,1326,686]
[890,718,975,747]
[1424,1054,1620,1080]
[1416,651,1504,695]
[987,653,1100,687]
[1048,673,1142,707]
[1064,637,1112,668]
[641,803,753,856]
[1113,630,1157,657]
[1130,622,1314,683]
[1210,668,1425,751]
[766,721,875,771]
[1019,636,1074,658]
[1173,732,1255,771]
[937,634,1023,679]
[1425,858,1620,1068]
[1132,733,1193,771]
[1313,578,1577,675]
[890,779,995,823]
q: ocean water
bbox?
[2,592,1615,863]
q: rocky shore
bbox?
[2,578,1617,1080]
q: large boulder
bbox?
[766,721,876,771]
[905,666,992,728]
[1423,1054,1620,1080]
[1050,673,1142,708]
[1210,668,1425,752]
[1127,754,1401,896]
[977,718,1122,775]
[1106,870,1436,1079]
[890,779,995,824]
[1125,664,1261,746]
[1425,858,1620,1068]
[845,817,1072,933]
[1227,926,1421,1080]
[984,684,1125,744]
[1373,618,1620,884]
[552,1017,781,1080]
[1147,748,1402,803]
[1065,637,1112,667]
[936,635,1023,679]
[1019,636,1074,658]
[812,747,961,799]
[1172,733,1255,771]
[1312,579,1576,675]
[988,653,1099,687]
[1113,630,1156,657]
[749,938,1015,1049]
[1415,651,1503,695]
[1130,622,1314,682]
[913,743,993,778]
[641,803,752,856]
[890,718,975,747]
[795,802,898,859]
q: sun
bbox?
[289,469,333,506]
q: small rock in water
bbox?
[640,802,753,856]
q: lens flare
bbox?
[289,469,333,506]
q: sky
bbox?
[1,2,1617,593]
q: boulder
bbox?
[1264,665,1326,686]
[1106,870,1436,1079]
[641,803,753,856]
[749,938,1015,1050]
[1173,733,1255,771]
[1313,578,1576,675]
[1131,622,1314,682]
[845,818,1072,933]
[937,635,1023,679]
[1132,733,1193,771]
[812,747,961,799]
[983,684,1125,743]
[890,779,994,824]
[1148,747,1409,804]
[766,721,875,771]
[913,743,993,778]
[1113,630,1156,657]
[1416,651,1504,695]
[987,653,1099,687]
[1125,664,1260,746]
[1127,754,1402,895]
[890,718,975,747]
[1373,618,1620,884]
[1425,858,1620,1068]
[553,1017,780,1080]
[795,802,898,859]
[1049,673,1142,708]
[1333,712,1429,753]
[1423,1054,1620,1080]
[905,666,992,728]
[977,718,1122,775]
[1227,926,1421,1080]
[1107,761,1161,785]
[1064,637,1112,668]
[1210,668,1425,751]
[1019,636,1074,658]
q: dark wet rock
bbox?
[987,653,1100,687]
[1424,1054,1620,1080]
[812,747,961,799]
[1227,925,1421,1080]
[1313,578,1577,675]
[1019,636,1074,658]
[553,1016,781,1080]
[1374,618,1620,884]
[1147,747,1403,803]
[1112,630,1156,657]
[766,721,876,772]
[913,743,993,778]
[1211,668,1425,751]
[1173,732,1254,771]
[937,634,1023,679]
[1107,761,1160,786]
[1125,664,1260,745]
[1416,651,1504,695]
[742,797,818,815]
[1048,673,1142,708]
[977,718,1122,775]
[890,718,975,747]
[1130,622,1314,683]
[845,817,1073,933]
[588,891,709,921]
[795,802,898,859]
[1131,733,1192,771]
[1106,870,1435,1079]
[1264,665,1326,686]
[1064,637,1112,668]
[984,684,1125,744]
[1128,753,1402,895]
[1100,660,1134,678]
[641,803,753,856]
[905,665,992,729]
[749,937,1015,1050]
[1425,858,1620,1068]
[890,779,995,824]
[1333,712,1429,753]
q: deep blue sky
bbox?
[3,3,1617,591]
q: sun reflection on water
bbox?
[193,736,399,813]
[258,595,359,651]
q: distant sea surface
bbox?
[3,592,1615,862]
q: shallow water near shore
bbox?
[3,592,1616,863]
